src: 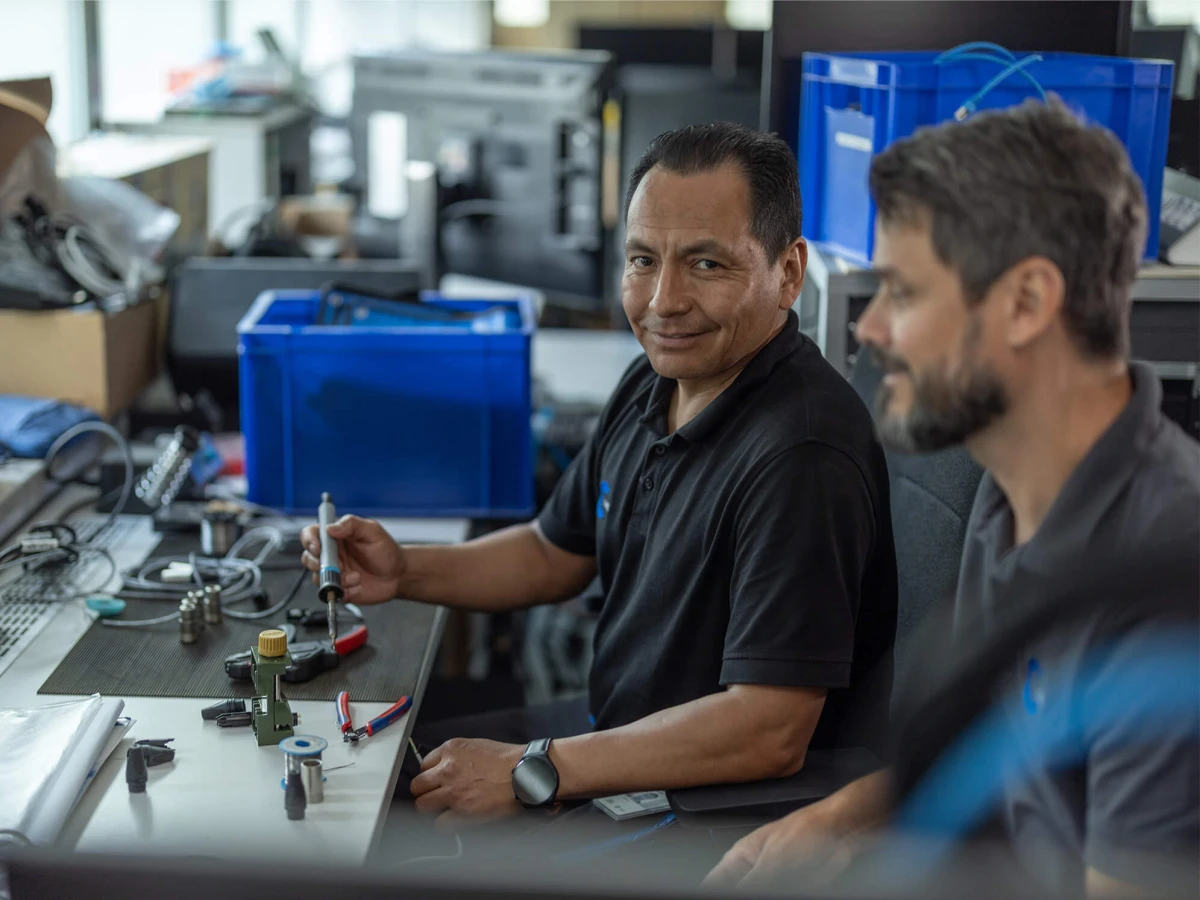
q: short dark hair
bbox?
[869,98,1146,360]
[625,122,802,262]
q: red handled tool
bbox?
[336,690,411,743]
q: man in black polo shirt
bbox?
[709,101,1199,894]
[301,122,896,824]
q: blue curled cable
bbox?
[934,43,1048,121]
[934,41,1019,64]
[955,54,1047,120]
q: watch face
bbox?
[512,755,558,806]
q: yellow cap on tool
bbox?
[258,629,288,657]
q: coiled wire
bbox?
[104,527,292,628]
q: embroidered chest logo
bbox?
[1023,657,1045,715]
[596,480,612,519]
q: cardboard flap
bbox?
[0,76,53,179]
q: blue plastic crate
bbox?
[237,290,536,518]
[799,50,1174,267]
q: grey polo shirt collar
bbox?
[973,361,1163,568]
[637,309,802,442]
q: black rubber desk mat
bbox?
[39,531,437,702]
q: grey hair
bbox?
[869,98,1146,360]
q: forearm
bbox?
[397,523,595,613]
[550,686,825,799]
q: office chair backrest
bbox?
[848,352,984,699]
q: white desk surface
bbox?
[0,504,467,864]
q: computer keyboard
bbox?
[0,515,158,679]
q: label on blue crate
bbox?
[834,132,874,153]
[829,58,878,86]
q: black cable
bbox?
[23,521,79,546]
[43,421,134,536]
[227,567,307,621]
[56,486,124,525]
[48,545,119,602]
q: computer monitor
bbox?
[578,25,766,80]
[350,50,613,312]
[167,257,424,425]
[1129,25,1200,175]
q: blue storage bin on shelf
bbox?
[237,289,536,518]
[799,50,1174,267]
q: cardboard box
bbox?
[0,301,159,419]
[278,193,354,259]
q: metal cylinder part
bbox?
[301,758,324,804]
[179,596,202,644]
[200,512,241,557]
[202,584,223,625]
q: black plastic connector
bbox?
[285,771,306,821]
[201,699,247,721]
[125,747,148,793]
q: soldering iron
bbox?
[317,492,342,643]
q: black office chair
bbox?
[668,352,984,822]
[846,352,985,702]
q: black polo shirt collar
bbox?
[975,361,1163,564]
[637,309,802,441]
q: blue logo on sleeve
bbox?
[596,480,611,519]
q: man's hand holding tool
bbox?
[300,514,407,606]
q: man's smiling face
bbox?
[621,163,795,384]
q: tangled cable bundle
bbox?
[105,527,292,628]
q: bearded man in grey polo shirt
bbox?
[709,99,1199,895]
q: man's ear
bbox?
[777,238,808,312]
[999,256,1064,350]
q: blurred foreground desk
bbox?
[0,489,466,864]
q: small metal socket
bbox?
[179,596,202,644]
[201,511,242,556]
[202,584,223,625]
[301,758,323,804]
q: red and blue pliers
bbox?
[336,690,412,743]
